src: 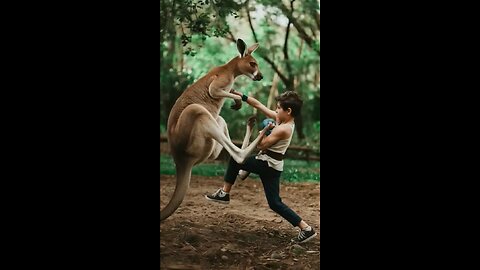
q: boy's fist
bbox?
[230,99,242,110]
[260,118,275,136]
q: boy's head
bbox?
[275,91,303,118]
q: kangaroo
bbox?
[161,39,271,221]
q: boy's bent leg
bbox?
[260,170,318,243]
[260,170,302,227]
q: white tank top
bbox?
[255,123,294,171]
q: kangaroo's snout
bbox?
[254,73,263,81]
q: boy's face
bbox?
[275,102,292,122]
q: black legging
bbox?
[224,155,302,227]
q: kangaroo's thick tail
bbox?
[160,161,192,221]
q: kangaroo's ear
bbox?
[246,43,259,55]
[237,39,247,57]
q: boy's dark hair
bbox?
[275,91,303,117]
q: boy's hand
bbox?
[229,89,244,110]
[259,122,275,136]
[230,99,242,110]
[229,89,243,97]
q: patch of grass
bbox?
[160,154,320,183]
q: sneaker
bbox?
[238,170,250,181]
[205,188,230,204]
[292,227,317,243]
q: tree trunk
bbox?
[295,114,305,140]
[267,73,280,111]
[162,2,177,125]
[291,34,305,140]
[294,40,304,90]
[176,25,184,73]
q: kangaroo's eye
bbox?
[249,62,257,68]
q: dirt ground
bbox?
[160,174,320,269]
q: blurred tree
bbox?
[160,0,243,125]
[160,0,320,145]
[221,0,320,139]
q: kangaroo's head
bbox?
[235,39,263,81]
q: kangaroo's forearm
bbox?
[209,88,242,100]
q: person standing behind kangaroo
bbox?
[205,90,317,243]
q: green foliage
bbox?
[159,69,194,125]
[303,0,321,11]
[160,154,320,183]
[282,158,320,182]
[161,0,320,150]
[301,121,320,153]
[161,0,242,50]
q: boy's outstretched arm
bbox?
[231,89,276,119]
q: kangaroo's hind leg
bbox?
[193,106,271,164]
[238,116,256,180]
[206,116,230,161]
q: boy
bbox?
[205,90,317,243]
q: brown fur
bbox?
[161,40,267,221]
